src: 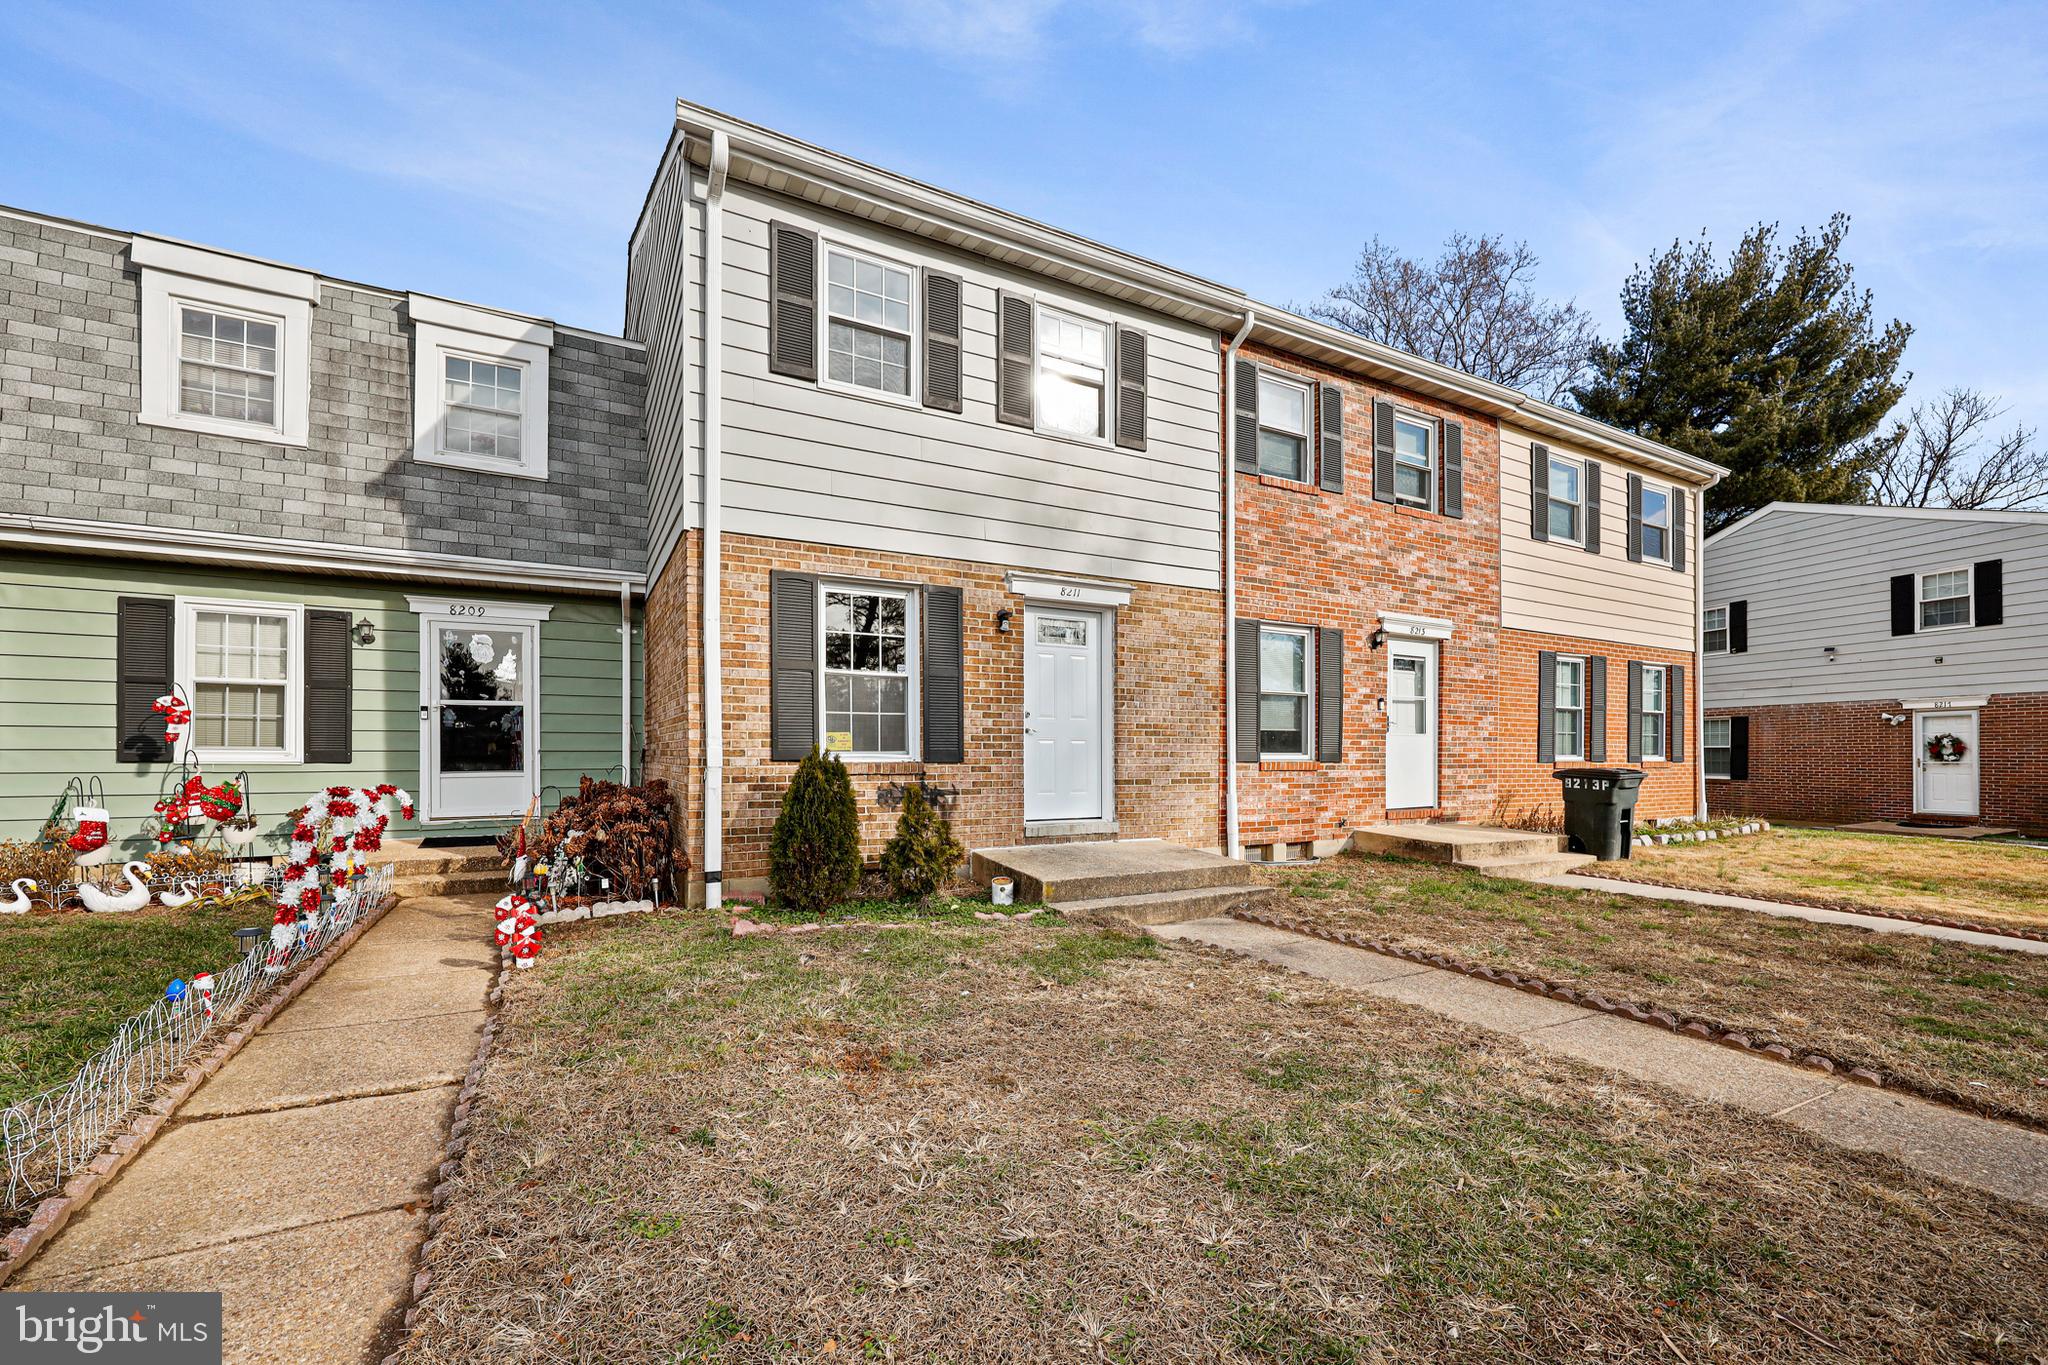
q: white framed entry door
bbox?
[1915,711,1980,818]
[1385,639,1439,810]
[409,597,550,821]
[1023,605,1109,823]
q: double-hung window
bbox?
[1255,372,1310,481]
[825,246,915,399]
[1703,605,1729,654]
[1035,306,1109,440]
[410,297,554,479]
[1640,483,1673,563]
[135,237,316,446]
[441,356,524,463]
[1554,656,1585,760]
[822,587,916,759]
[178,307,278,427]
[1256,626,1312,759]
[1640,664,1668,760]
[1918,568,1972,629]
[1705,717,1733,779]
[1547,453,1585,543]
[1393,414,1434,507]
[179,599,302,763]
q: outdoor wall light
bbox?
[353,617,377,646]
[1369,628,1387,650]
[995,608,1014,634]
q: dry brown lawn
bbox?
[1274,853,2048,1129]
[400,909,2048,1363]
[1604,827,2048,932]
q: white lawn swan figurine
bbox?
[79,861,151,913]
[2,878,35,913]
[159,879,200,908]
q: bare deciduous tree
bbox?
[1866,388,2048,510]
[1306,233,1599,404]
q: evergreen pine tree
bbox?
[879,784,965,905]
[767,746,860,913]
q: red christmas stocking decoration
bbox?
[67,804,110,855]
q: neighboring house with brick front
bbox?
[0,209,647,855]
[1703,503,2046,832]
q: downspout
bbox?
[620,579,633,780]
[702,129,730,896]
[1222,309,1255,859]
[1694,486,1708,821]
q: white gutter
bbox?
[1694,489,1709,821]
[701,129,730,898]
[1221,310,1255,860]
[620,580,634,780]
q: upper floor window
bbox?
[442,356,524,463]
[1919,568,1972,629]
[1257,625,1312,760]
[1393,415,1434,507]
[1640,483,1673,563]
[825,246,914,399]
[822,586,917,760]
[1640,664,1668,759]
[1036,306,1108,440]
[1256,372,1310,480]
[177,598,303,764]
[1554,656,1585,759]
[1547,454,1584,543]
[134,236,317,447]
[1703,605,1729,654]
[179,307,278,427]
[410,296,554,480]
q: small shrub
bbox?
[768,747,860,913]
[879,784,965,904]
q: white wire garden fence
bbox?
[0,864,395,1215]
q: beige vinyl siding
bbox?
[1704,507,2048,707]
[625,133,703,588]
[1499,425,1700,651]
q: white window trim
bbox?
[174,596,305,765]
[1392,411,1437,509]
[1640,663,1669,761]
[1032,300,1114,447]
[1547,453,1586,546]
[1254,369,1313,482]
[1554,655,1586,760]
[1256,624,1314,761]
[139,272,313,447]
[411,308,553,481]
[817,240,921,409]
[1704,716,1733,781]
[1639,479,1675,565]
[1703,603,1730,655]
[818,581,920,762]
[1916,565,1974,632]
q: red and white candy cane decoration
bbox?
[494,893,531,948]
[270,783,415,954]
[192,972,215,1021]
[153,694,193,745]
[509,904,542,968]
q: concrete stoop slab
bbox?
[1351,823,1595,879]
[970,838,1255,904]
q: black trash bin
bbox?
[1555,768,1646,860]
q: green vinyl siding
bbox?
[0,552,642,854]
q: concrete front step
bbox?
[970,838,1255,905]
[1351,823,1567,867]
[390,870,508,899]
[1466,851,1600,881]
[1057,882,1280,928]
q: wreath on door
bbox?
[1925,732,1968,763]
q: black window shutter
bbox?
[1626,474,1644,562]
[1729,716,1751,781]
[1890,573,1916,636]
[769,571,819,761]
[1728,599,1748,653]
[1232,358,1259,473]
[1371,399,1396,503]
[1584,459,1603,553]
[1974,559,2003,627]
[1668,663,1685,761]
[1529,442,1550,541]
[1441,420,1464,518]
[1626,661,1644,763]
[921,271,963,413]
[304,609,353,764]
[996,290,1034,427]
[1536,650,1557,762]
[1671,488,1687,572]
[922,586,964,763]
[1316,626,1342,763]
[1586,656,1607,762]
[1317,381,1344,492]
[1114,325,1148,450]
[767,221,818,381]
[116,596,173,764]
[1234,619,1260,763]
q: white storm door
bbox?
[1023,607,1105,822]
[1916,712,1980,817]
[428,620,539,820]
[1386,640,1439,810]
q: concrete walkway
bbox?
[1546,872,2048,956]
[1156,916,2048,1209]
[12,893,495,1364]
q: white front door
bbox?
[427,619,539,820]
[1916,711,1980,817]
[1023,606,1106,823]
[1386,640,1438,810]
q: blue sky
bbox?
[3,0,2043,435]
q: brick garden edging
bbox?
[0,891,402,1287]
[1230,906,2047,1133]
[1578,871,2048,946]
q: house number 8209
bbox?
[446,604,489,618]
